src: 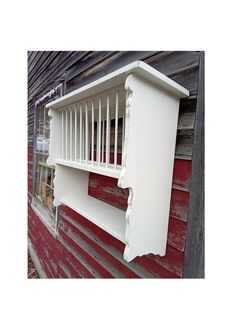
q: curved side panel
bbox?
[119,74,180,262]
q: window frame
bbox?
[31,84,64,232]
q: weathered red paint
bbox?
[167,217,187,252]
[89,173,190,221]
[28,204,95,278]
[173,159,192,189]
[28,148,190,278]
[60,205,185,277]
[60,215,141,278]
[170,189,189,221]
[132,255,180,278]
[88,172,128,210]
[146,245,185,277]
[59,229,114,278]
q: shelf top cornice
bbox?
[46,61,189,110]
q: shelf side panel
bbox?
[47,109,62,165]
[53,164,89,206]
[53,164,125,243]
[119,74,180,262]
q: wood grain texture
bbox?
[88,172,190,222]
[183,52,204,278]
[60,205,182,277]
[66,51,158,94]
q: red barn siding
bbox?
[28,51,200,278]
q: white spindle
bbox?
[82,104,85,161]
[106,95,110,167]
[80,104,82,162]
[91,100,94,164]
[61,110,64,159]
[102,117,105,163]
[98,97,101,165]
[70,108,72,160]
[122,95,126,153]
[85,102,88,163]
[114,91,119,168]
[74,106,77,161]
[65,109,68,160]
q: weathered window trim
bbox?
[31,83,64,237]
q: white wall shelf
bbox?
[46,61,189,262]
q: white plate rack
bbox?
[46,61,189,262]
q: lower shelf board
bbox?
[56,159,121,178]
[61,195,126,243]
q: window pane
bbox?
[34,104,55,213]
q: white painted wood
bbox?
[74,106,77,161]
[47,61,189,262]
[119,74,181,261]
[85,102,88,163]
[53,164,125,242]
[70,108,72,160]
[46,61,189,110]
[98,98,101,165]
[56,159,121,178]
[101,117,105,163]
[91,100,94,164]
[65,109,68,160]
[79,105,82,162]
[106,95,110,166]
[61,111,64,159]
[114,92,118,168]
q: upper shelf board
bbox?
[46,61,189,110]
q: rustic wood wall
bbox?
[28,51,203,278]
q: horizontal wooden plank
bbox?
[170,189,189,221]
[28,51,41,72]
[28,51,60,86]
[145,51,199,73]
[28,51,52,81]
[28,51,38,67]
[175,130,194,159]
[29,51,90,100]
[59,228,114,278]
[28,51,74,95]
[60,216,141,278]
[28,205,95,278]
[167,217,187,251]
[60,206,181,277]
[169,66,199,95]
[146,245,184,277]
[66,51,158,94]
[173,159,192,190]
[65,51,118,82]
[178,99,196,130]
[88,172,190,221]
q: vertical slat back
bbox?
[59,87,125,170]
